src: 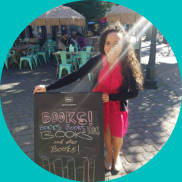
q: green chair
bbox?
[47,39,56,45]
[46,40,57,58]
[79,51,89,68]
[37,44,47,64]
[86,46,92,52]
[79,51,91,81]
[30,45,40,67]
[73,42,80,63]
[50,40,57,46]
[69,44,79,71]
[19,56,35,70]
[47,46,56,58]
[68,44,75,62]
[19,48,36,70]
[58,51,72,79]
[85,46,92,59]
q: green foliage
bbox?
[65,0,113,21]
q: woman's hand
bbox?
[33,85,46,94]
[102,93,109,103]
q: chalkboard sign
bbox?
[34,93,104,181]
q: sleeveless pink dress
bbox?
[92,56,128,138]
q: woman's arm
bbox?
[109,67,139,101]
[46,54,101,91]
[109,86,139,101]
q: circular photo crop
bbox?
[0,1,181,181]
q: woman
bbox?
[34,23,143,172]
[76,32,87,49]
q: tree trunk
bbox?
[149,25,157,68]
[144,25,158,89]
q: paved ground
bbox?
[0,41,181,181]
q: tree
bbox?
[65,0,113,21]
[144,25,158,89]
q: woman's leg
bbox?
[112,136,123,170]
[104,125,113,166]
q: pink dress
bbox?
[92,56,128,138]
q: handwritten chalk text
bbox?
[51,144,80,154]
[41,131,93,140]
[41,111,93,126]
[40,124,62,131]
[87,126,100,136]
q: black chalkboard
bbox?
[34,93,104,181]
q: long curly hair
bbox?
[99,23,143,90]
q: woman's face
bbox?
[104,32,123,64]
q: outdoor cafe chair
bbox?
[30,45,41,67]
[24,45,41,68]
[19,56,35,70]
[68,44,76,63]
[85,45,93,59]
[43,43,54,58]
[19,48,36,70]
[46,40,57,58]
[79,51,89,68]
[86,45,92,52]
[47,46,56,58]
[37,44,47,64]
[67,46,80,71]
[58,51,72,79]
[78,51,92,81]
[68,44,74,54]
[47,39,56,45]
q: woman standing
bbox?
[34,23,143,172]
[75,32,87,49]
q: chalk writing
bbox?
[40,131,54,140]
[52,112,59,123]
[65,124,86,132]
[88,111,93,126]
[40,124,62,131]
[40,131,93,140]
[51,145,80,154]
[53,140,64,144]
[40,157,96,182]
[87,126,100,136]
[66,139,78,145]
[41,111,93,126]
[34,93,104,181]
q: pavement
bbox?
[0,41,181,181]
